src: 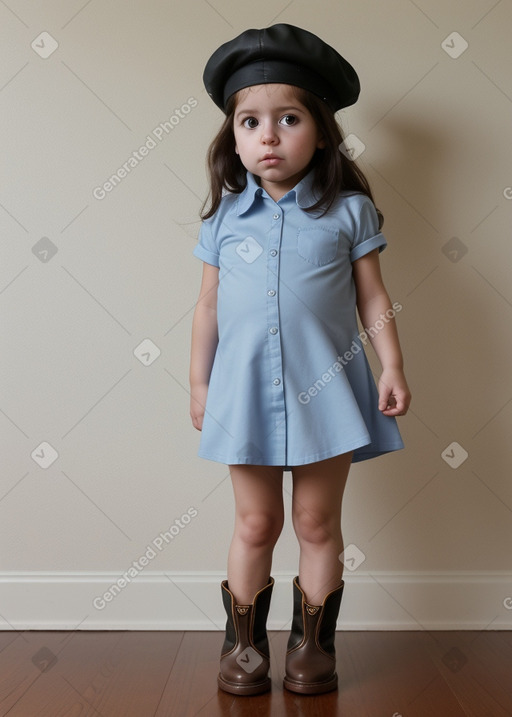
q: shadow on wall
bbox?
[343,95,512,571]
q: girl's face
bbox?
[233,84,325,202]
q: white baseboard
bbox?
[1,571,511,630]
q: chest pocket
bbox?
[297,226,339,266]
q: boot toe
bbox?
[283,673,338,694]
[217,672,271,695]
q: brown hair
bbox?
[200,86,383,226]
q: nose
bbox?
[260,122,278,144]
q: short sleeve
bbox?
[349,197,387,263]
[193,220,220,267]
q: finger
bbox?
[191,414,203,431]
[379,394,396,412]
[384,395,408,416]
[378,389,392,411]
[393,394,406,412]
[381,405,403,417]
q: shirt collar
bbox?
[235,172,264,216]
[236,170,320,216]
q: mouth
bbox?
[260,154,283,165]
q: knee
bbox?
[236,511,283,548]
[292,508,339,546]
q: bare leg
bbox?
[291,452,353,605]
[227,464,284,604]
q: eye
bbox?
[242,117,258,129]
[279,114,297,126]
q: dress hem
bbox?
[197,439,404,467]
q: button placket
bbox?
[266,207,286,461]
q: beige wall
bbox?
[1,0,511,629]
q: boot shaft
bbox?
[221,577,274,656]
[287,576,344,654]
[218,577,274,695]
[284,575,344,695]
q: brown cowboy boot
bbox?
[217,577,274,695]
[283,575,344,694]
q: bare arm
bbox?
[189,263,219,430]
[352,249,411,416]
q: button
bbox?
[273,213,280,220]
[269,327,278,335]
[267,289,276,296]
[273,378,281,386]
[269,249,277,257]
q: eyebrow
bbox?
[234,105,306,118]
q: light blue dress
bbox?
[193,170,404,466]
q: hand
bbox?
[378,368,411,416]
[190,383,208,431]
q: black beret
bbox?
[203,23,360,113]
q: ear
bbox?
[316,135,326,149]
[235,145,239,155]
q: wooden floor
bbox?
[1,630,511,716]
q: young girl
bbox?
[190,23,411,696]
